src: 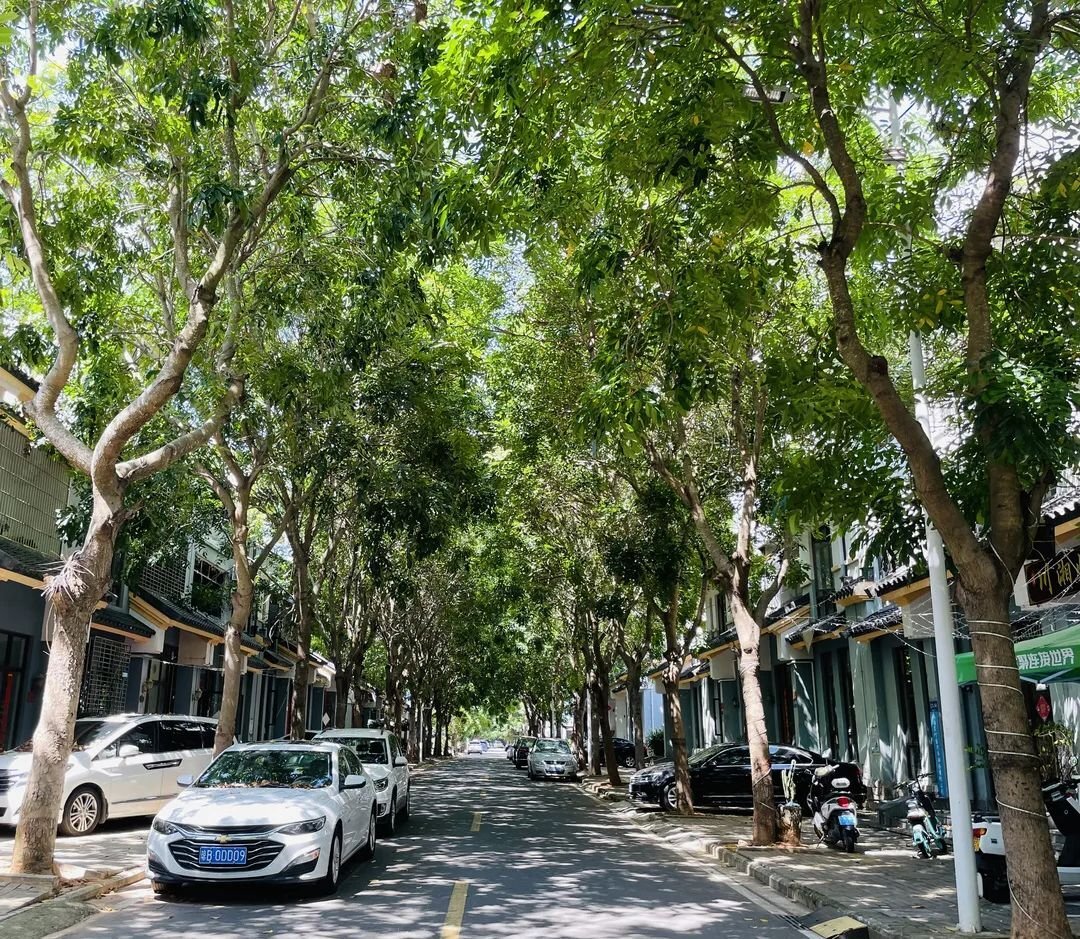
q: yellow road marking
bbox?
[441,880,469,939]
[470,811,483,832]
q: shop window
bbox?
[775,663,796,746]
[836,647,859,761]
[820,651,840,757]
[893,647,922,780]
[0,632,28,751]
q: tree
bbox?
[1,0,373,873]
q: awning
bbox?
[92,606,155,641]
[956,623,1080,685]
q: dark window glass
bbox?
[196,749,332,789]
[201,725,216,749]
[108,722,159,756]
[159,720,206,751]
[714,747,750,766]
[340,748,360,778]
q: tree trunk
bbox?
[215,542,253,755]
[569,687,587,767]
[961,577,1071,939]
[626,661,646,769]
[12,499,120,874]
[588,683,603,775]
[738,642,776,845]
[594,675,621,786]
[423,705,434,760]
[287,525,316,740]
[334,670,352,729]
[661,669,693,815]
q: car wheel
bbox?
[359,811,376,861]
[659,782,677,812]
[620,754,636,769]
[400,785,411,821]
[317,828,343,895]
[60,786,103,837]
[980,870,1010,904]
[381,792,397,835]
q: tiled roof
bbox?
[868,566,927,598]
[843,604,902,639]
[245,656,271,670]
[765,593,811,626]
[784,612,846,644]
[0,360,39,392]
[92,606,156,640]
[262,648,293,668]
[137,589,226,638]
[0,535,59,579]
[1045,487,1080,524]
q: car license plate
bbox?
[838,811,857,827]
[198,845,248,866]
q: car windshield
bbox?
[13,718,119,753]
[321,737,388,765]
[196,749,333,788]
[689,745,729,766]
[534,740,570,753]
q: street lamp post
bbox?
[909,332,982,933]
[886,95,980,932]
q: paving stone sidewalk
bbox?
[580,772,1080,939]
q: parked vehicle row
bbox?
[0,713,220,836]
[0,714,415,898]
[628,743,867,813]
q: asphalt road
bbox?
[58,753,811,939]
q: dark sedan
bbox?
[628,743,866,811]
[601,737,637,769]
[511,736,537,768]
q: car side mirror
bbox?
[394,756,408,768]
[118,744,140,759]
[176,774,194,788]
[343,774,367,790]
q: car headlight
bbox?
[277,816,326,836]
[374,778,389,792]
[152,817,180,835]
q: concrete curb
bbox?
[0,865,144,938]
[587,795,1008,939]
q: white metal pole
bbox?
[909,330,982,933]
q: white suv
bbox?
[0,713,217,836]
[315,729,410,834]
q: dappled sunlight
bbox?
[68,758,807,938]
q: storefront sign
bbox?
[1026,548,1080,605]
[929,700,948,798]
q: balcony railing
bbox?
[0,420,69,556]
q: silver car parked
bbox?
[527,738,580,781]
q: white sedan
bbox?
[147,741,376,896]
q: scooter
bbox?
[973,780,1080,903]
[904,774,948,858]
[810,765,860,852]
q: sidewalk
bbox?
[580,773,1080,939]
[0,819,152,935]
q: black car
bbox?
[600,736,637,769]
[512,736,537,768]
[628,743,866,811]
